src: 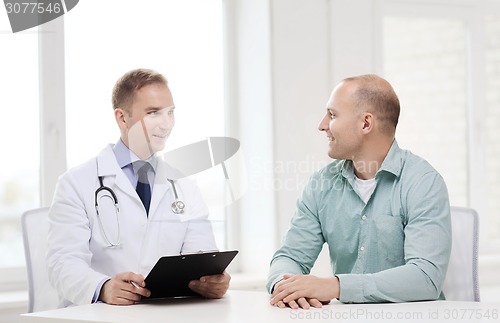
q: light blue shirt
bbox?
[267,140,452,303]
[112,139,157,188]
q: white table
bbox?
[20,290,500,323]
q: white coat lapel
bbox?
[96,145,139,201]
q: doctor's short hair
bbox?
[112,68,168,113]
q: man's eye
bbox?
[148,111,158,116]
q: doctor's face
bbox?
[116,83,175,159]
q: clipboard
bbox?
[144,250,239,299]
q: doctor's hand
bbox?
[99,272,151,305]
[188,270,231,299]
[270,274,338,309]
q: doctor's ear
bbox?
[114,108,128,127]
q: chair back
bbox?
[21,207,60,312]
[442,206,480,301]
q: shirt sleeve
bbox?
[267,174,325,293]
[337,171,452,303]
[92,278,110,303]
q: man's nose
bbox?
[318,115,329,132]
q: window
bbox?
[64,0,226,247]
[484,15,500,240]
[382,17,468,206]
[377,1,500,245]
[0,23,39,269]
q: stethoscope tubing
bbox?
[94,170,186,247]
[95,176,121,247]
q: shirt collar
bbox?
[112,139,158,173]
[377,139,403,177]
[341,139,403,180]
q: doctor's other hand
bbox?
[188,270,231,299]
[270,274,338,309]
[99,272,151,305]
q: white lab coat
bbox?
[47,144,217,307]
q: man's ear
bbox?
[114,108,127,128]
[361,113,374,134]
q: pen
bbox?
[130,281,141,288]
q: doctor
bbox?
[47,68,230,307]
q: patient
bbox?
[268,74,452,308]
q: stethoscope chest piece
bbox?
[168,178,185,214]
[171,200,185,214]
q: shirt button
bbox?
[360,246,365,251]
[361,215,367,220]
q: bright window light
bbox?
[64,0,226,247]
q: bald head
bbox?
[342,74,400,136]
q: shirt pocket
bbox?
[373,214,405,265]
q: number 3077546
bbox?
[5,2,62,14]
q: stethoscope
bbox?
[167,179,186,214]
[94,169,186,247]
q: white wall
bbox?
[270,0,332,244]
